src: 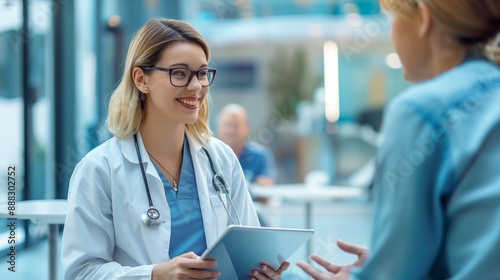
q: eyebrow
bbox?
[168,63,209,69]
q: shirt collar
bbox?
[121,130,206,164]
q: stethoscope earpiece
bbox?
[141,207,161,229]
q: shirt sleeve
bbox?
[351,99,450,280]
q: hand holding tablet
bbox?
[201,225,314,280]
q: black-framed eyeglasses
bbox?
[141,66,216,87]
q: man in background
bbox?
[217,103,277,199]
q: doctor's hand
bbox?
[296,240,369,280]
[152,251,220,280]
[250,260,290,280]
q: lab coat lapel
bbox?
[120,132,163,184]
[186,132,217,247]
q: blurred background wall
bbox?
[0,0,409,254]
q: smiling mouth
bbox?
[177,98,198,106]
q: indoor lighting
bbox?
[386,53,402,69]
[323,41,340,123]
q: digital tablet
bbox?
[201,225,314,280]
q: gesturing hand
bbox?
[296,240,369,280]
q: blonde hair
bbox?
[107,18,212,145]
[380,0,500,64]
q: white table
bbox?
[250,185,366,260]
[0,199,67,280]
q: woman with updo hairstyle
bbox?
[298,0,500,279]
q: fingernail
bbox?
[253,270,258,276]
[263,265,268,271]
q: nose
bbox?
[186,75,203,92]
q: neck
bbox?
[428,43,465,79]
[231,141,246,156]
[140,115,185,159]
[140,111,185,191]
[421,26,467,81]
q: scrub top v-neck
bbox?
[151,136,207,258]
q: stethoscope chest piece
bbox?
[142,207,161,228]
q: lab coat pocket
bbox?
[209,194,229,234]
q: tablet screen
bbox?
[201,225,314,280]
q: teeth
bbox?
[179,99,197,106]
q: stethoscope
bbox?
[134,134,242,228]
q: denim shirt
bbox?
[238,141,277,183]
[352,59,500,280]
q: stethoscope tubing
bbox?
[134,134,241,228]
[202,147,242,226]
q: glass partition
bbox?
[0,0,26,252]
[0,0,55,253]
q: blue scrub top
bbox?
[152,136,207,258]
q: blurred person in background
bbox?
[62,18,288,280]
[217,103,277,197]
[298,0,500,279]
[217,104,278,226]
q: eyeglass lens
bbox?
[170,68,215,87]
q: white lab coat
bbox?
[61,132,260,280]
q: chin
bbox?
[403,73,414,83]
[403,70,420,84]
[403,65,434,83]
[180,109,200,124]
[184,117,199,125]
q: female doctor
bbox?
[61,18,289,280]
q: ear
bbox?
[417,2,433,38]
[132,67,149,93]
